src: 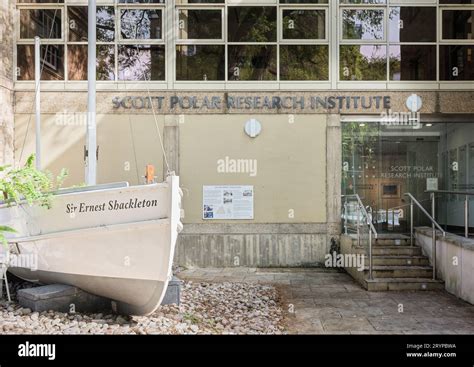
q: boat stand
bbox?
[0,264,11,302]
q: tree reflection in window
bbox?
[280,45,328,80]
[340,45,386,81]
[342,9,384,40]
[118,45,165,80]
[120,9,162,40]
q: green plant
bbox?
[0,154,68,248]
[0,154,68,208]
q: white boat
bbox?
[0,0,183,315]
[1,175,183,315]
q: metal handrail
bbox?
[426,190,472,239]
[404,193,446,280]
[404,193,446,236]
[342,194,377,280]
[426,190,474,196]
[342,194,378,239]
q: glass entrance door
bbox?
[342,121,443,234]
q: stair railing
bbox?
[342,194,378,280]
[425,190,474,239]
[404,193,446,280]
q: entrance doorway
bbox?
[341,121,474,236]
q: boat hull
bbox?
[1,175,182,315]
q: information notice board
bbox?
[203,185,254,220]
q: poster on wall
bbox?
[203,185,254,220]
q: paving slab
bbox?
[178,267,474,335]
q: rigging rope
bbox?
[18,4,62,167]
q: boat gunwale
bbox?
[6,217,171,244]
[0,181,170,210]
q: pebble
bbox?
[0,278,286,334]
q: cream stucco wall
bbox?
[179,114,327,224]
[14,114,165,186]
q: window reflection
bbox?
[443,10,474,40]
[228,45,277,81]
[20,9,62,39]
[389,7,436,43]
[282,10,325,40]
[97,7,115,42]
[118,45,165,80]
[120,9,162,40]
[342,9,384,40]
[17,45,64,80]
[67,45,115,81]
[178,9,222,40]
[176,45,225,80]
[228,7,277,42]
[280,45,328,80]
[440,45,474,80]
[340,45,386,81]
[389,46,436,81]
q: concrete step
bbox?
[365,278,444,291]
[364,265,433,279]
[370,256,430,266]
[372,246,422,256]
[374,238,412,246]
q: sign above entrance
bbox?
[112,94,392,112]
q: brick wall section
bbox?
[0,0,14,165]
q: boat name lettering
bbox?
[65,198,158,214]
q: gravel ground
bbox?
[0,279,286,335]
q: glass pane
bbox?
[469,143,474,190]
[68,7,87,42]
[120,9,162,39]
[228,7,277,42]
[459,145,468,190]
[440,45,474,81]
[17,0,64,3]
[389,45,436,81]
[389,7,436,43]
[68,45,87,80]
[20,9,62,39]
[280,45,328,80]
[340,45,387,81]
[17,45,64,80]
[178,9,222,39]
[176,0,224,3]
[119,0,165,3]
[342,9,384,40]
[68,6,115,42]
[340,0,386,4]
[282,10,325,39]
[443,10,474,40]
[440,0,474,4]
[176,45,225,80]
[97,7,115,42]
[280,0,328,3]
[97,45,116,81]
[67,45,115,81]
[118,45,165,80]
[228,45,277,81]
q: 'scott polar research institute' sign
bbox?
[203,185,254,220]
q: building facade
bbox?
[1,0,474,267]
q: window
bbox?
[20,9,62,39]
[388,7,437,81]
[14,0,474,87]
[282,9,326,40]
[440,5,474,81]
[178,9,222,40]
[339,1,386,81]
[442,10,474,40]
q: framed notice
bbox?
[203,185,254,220]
